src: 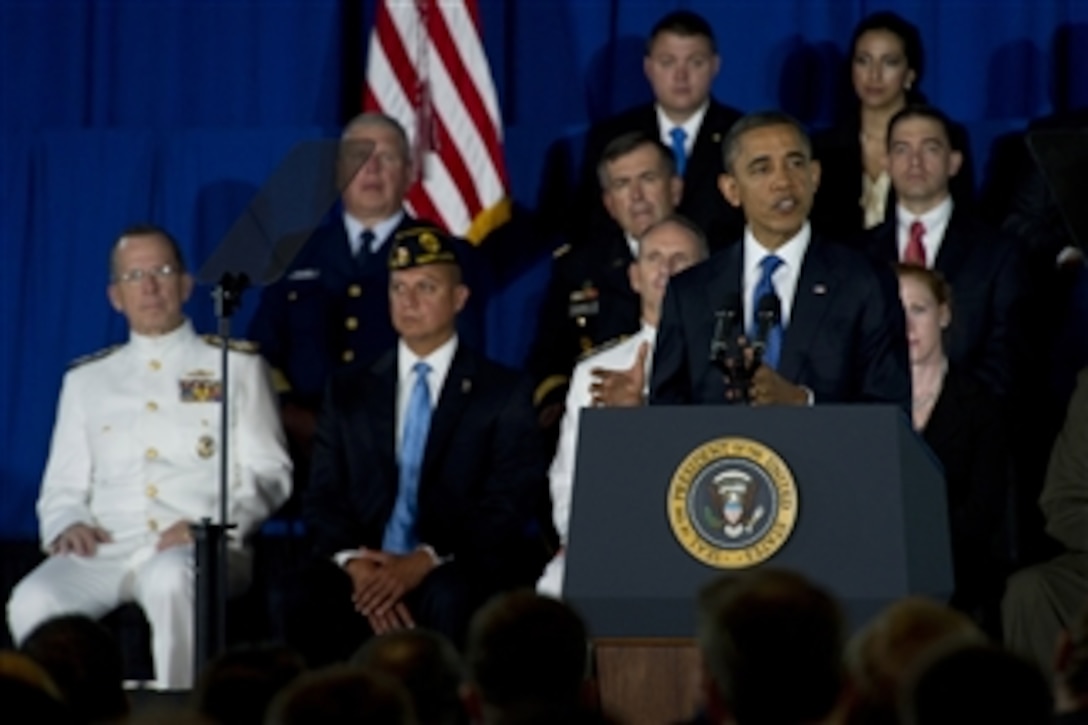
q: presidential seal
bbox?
[667,437,798,569]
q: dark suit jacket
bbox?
[812,119,977,242]
[923,365,1010,612]
[527,229,641,408]
[649,237,910,409]
[865,207,1025,397]
[576,99,745,249]
[247,212,491,409]
[304,343,551,587]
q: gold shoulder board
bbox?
[68,345,122,369]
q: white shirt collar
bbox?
[128,317,195,355]
[742,222,811,330]
[656,101,709,156]
[397,333,458,408]
[896,196,953,265]
[343,209,406,256]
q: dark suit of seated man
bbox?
[650,111,910,409]
[289,226,550,666]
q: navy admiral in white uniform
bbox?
[6,225,292,690]
[538,215,708,596]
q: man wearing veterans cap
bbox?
[293,226,550,664]
[6,225,292,691]
[247,113,491,506]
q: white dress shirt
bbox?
[742,222,811,332]
[896,196,953,266]
[344,209,406,256]
[656,101,709,158]
[395,335,457,452]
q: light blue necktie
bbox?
[383,361,432,553]
[750,255,784,370]
[669,127,688,176]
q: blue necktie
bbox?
[383,361,432,553]
[750,255,784,370]
[669,127,688,176]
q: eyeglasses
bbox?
[114,264,179,284]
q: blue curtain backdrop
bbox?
[2,0,1087,538]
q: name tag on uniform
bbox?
[287,268,320,281]
[568,286,600,319]
[180,377,223,403]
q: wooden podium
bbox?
[564,405,951,724]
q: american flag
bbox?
[363,0,511,244]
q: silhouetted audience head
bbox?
[463,590,596,724]
[351,629,465,725]
[264,665,414,725]
[0,650,74,723]
[697,568,845,725]
[899,642,1051,725]
[191,643,306,725]
[20,614,129,723]
[845,597,985,725]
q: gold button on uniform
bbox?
[149,360,161,371]
[342,350,355,363]
[146,401,158,412]
[146,484,158,498]
[148,519,159,532]
[345,317,358,331]
[348,284,362,298]
[146,447,158,460]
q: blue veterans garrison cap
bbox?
[387,226,460,270]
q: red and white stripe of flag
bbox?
[364,0,511,244]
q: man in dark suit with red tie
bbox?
[650,111,910,409]
[576,9,744,248]
[864,104,1025,399]
[290,227,549,665]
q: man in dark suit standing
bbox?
[248,113,490,497]
[291,227,549,665]
[576,10,744,248]
[865,105,1025,399]
[650,111,910,409]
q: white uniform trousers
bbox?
[7,537,250,690]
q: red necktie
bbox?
[904,221,927,266]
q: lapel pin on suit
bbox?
[461,378,472,394]
[813,284,828,295]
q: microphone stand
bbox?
[192,272,248,681]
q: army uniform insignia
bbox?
[180,377,223,402]
[394,245,411,268]
[667,436,798,569]
[196,435,217,459]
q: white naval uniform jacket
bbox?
[538,322,656,597]
[36,319,292,552]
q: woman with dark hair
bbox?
[813,12,974,240]
[897,263,1007,637]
